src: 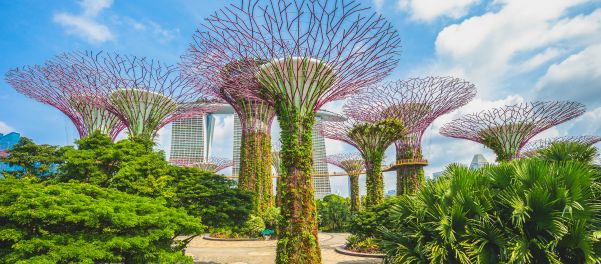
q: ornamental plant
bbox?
[188,0,400,262]
[440,101,585,162]
[321,118,406,207]
[378,158,601,263]
[0,179,204,264]
[346,77,476,195]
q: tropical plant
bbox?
[378,158,601,263]
[0,178,204,264]
[316,194,352,232]
[536,141,598,163]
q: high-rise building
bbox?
[312,116,331,198]
[169,114,215,164]
[0,132,20,150]
[0,132,21,172]
[469,154,489,169]
[232,114,242,176]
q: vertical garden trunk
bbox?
[396,165,425,195]
[349,173,361,212]
[364,153,384,208]
[238,130,273,213]
[275,107,321,264]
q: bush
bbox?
[0,179,204,264]
[349,196,400,238]
[262,206,283,233]
[346,235,381,254]
[378,158,601,263]
[317,194,352,232]
[170,166,254,231]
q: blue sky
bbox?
[1,0,600,196]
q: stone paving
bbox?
[185,232,383,264]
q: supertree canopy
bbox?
[68,51,213,141]
[5,63,124,140]
[325,152,364,212]
[520,135,601,157]
[171,157,233,173]
[346,77,476,195]
[182,56,276,214]
[190,0,400,261]
[440,101,586,162]
[321,118,406,207]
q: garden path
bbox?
[185,232,382,264]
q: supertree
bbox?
[325,153,364,212]
[171,157,233,173]
[321,117,406,207]
[189,0,400,261]
[67,51,214,142]
[346,77,476,195]
[440,101,586,162]
[182,56,276,214]
[520,136,601,157]
[5,63,125,140]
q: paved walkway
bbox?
[185,232,383,264]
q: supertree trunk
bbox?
[364,152,385,207]
[275,104,321,263]
[396,166,424,195]
[348,172,361,213]
[238,129,273,213]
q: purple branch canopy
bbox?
[440,101,586,161]
[189,0,401,113]
[520,135,601,157]
[171,157,233,173]
[63,51,215,140]
[5,58,125,140]
[345,76,476,160]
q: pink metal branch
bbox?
[440,101,586,160]
[5,65,89,138]
[345,77,476,159]
[171,156,233,173]
[188,0,401,111]
[520,135,601,157]
[59,51,214,138]
[325,152,365,173]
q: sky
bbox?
[1,0,601,197]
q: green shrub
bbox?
[262,206,283,233]
[317,194,352,232]
[346,235,381,254]
[349,196,400,238]
[378,158,601,263]
[0,179,204,264]
[170,166,254,231]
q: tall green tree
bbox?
[316,194,352,232]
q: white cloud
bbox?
[398,0,480,22]
[53,0,114,43]
[0,121,15,134]
[535,44,601,105]
[434,1,601,98]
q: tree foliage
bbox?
[316,194,352,232]
[0,178,204,264]
[169,166,254,231]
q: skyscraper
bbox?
[232,114,242,176]
[469,154,489,169]
[169,114,215,164]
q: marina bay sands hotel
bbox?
[168,104,340,198]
